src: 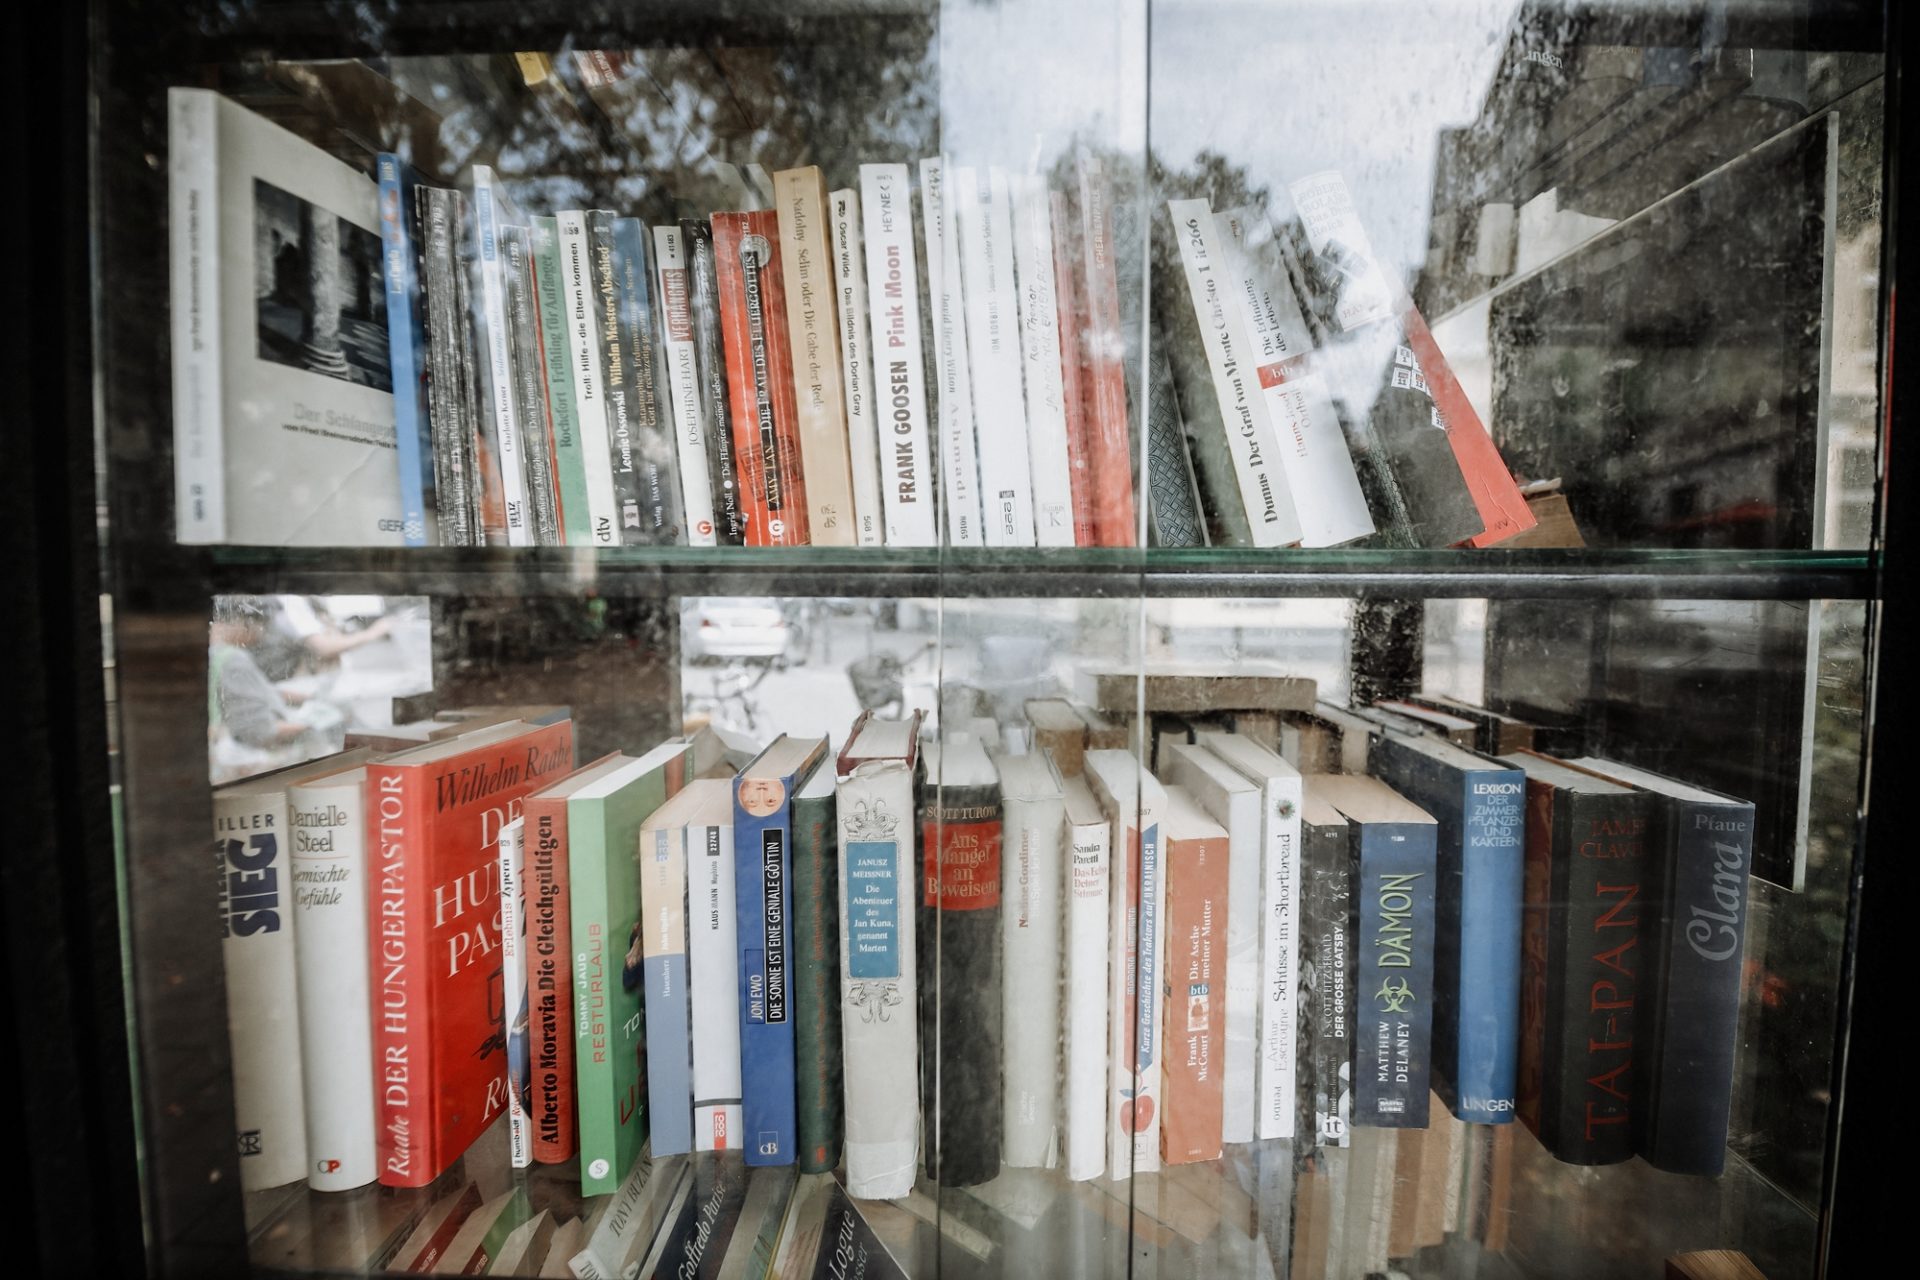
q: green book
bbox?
[570,741,691,1194]
[532,216,592,544]
[790,765,844,1174]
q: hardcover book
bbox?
[638,784,704,1157]
[1074,151,1139,547]
[713,211,811,546]
[1311,773,1438,1129]
[1024,698,1089,777]
[774,166,858,546]
[1300,786,1354,1147]
[682,220,748,545]
[168,90,404,547]
[1370,732,1526,1125]
[375,154,434,545]
[856,164,938,547]
[1569,757,1753,1175]
[569,740,690,1193]
[829,187,885,547]
[735,735,831,1166]
[653,225,720,546]
[1060,775,1112,1180]
[529,216,592,544]
[1159,786,1229,1165]
[994,750,1067,1168]
[918,157,984,547]
[955,165,1037,547]
[791,762,843,1174]
[679,779,744,1153]
[555,209,621,546]
[1498,751,1650,1165]
[498,817,533,1167]
[1010,174,1077,547]
[366,720,576,1188]
[835,714,921,1198]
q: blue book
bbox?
[1369,731,1525,1124]
[609,217,684,544]
[733,735,830,1166]
[375,154,434,545]
[639,784,712,1158]
[1310,773,1438,1129]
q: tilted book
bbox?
[529,217,592,544]
[735,735,831,1166]
[682,220,748,545]
[502,224,563,545]
[956,166,1037,547]
[681,779,744,1152]
[1060,775,1111,1180]
[1570,757,1750,1175]
[168,90,404,547]
[918,158,984,547]
[652,225,719,546]
[830,187,885,547]
[856,164,938,547]
[375,154,434,545]
[774,166,858,546]
[638,784,703,1157]
[569,740,690,1193]
[714,210,811,546]
[994,750,1066,1169]
[1371,733,1525,1125]
[1010,174,1076,547]
[470,166,534,546]
[834,715,921,1198]
[1301,783,1353,1148]
[1498,751,1649,1165]
[791,763,844,1174]
[555,209,620,546]
[610,217,683,543]
[498,817,533,1167]
[569,1147,685,1280]
[1312,773,1438,1130]
[1084,748,1167,1178]
[367,720,576,1187]
[1073,151,1138,547]
[1159,786,1229,1165]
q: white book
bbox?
[1060,776,1111,1181]
[1287,171,1397,332]
[681,780,743,1151]
[857,164,938,547]
[1083,749,1168,1178]
[954,166,1036,546]
[556,210,621,545]
[1010,175,1076,547]
[568,1145,683,1280]
[918,157,984,547]
[1165,198,1303,547]
[836,718,920,1198]
[167,89,404,547]
[652,226,719,547]
[497,818,532,1168]
[471,166,533,546]
[286,765,378,1190]
[1161,742,1262,1145]
[994,751,1066,1169]
[1198,730,1303,1141]
[829,188,886,547]
[1218,207,1373,547]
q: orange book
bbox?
[1075,153,1138,547]
[712,211,811,546]
[1051,190,1098,547]
[1159,785,1229,1164]
[1399,302,1535,547]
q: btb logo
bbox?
[1376,976,1415,1015]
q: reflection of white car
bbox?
[684,599,794,665]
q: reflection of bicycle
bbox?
[684,659,781,736]
[846,642,938,719]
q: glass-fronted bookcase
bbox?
[39,0,1903,1276]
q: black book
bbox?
[1500,750,1651,1165]
[1300,782,1353,1149]
[1571,757,1754,1176]
[915,735,1001,1188]
[681,220,746,545]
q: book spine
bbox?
[1515,779,1554,1147]
[419,188,481,546]
[1009,176,1076,547]
[1306,820,1352,1147]
[1640,800,1753,1174]
[918,779,1004,1186]
[791,786,844,1174]
[525,798,578,1163]
[499,820,532,1168]
[653,226,720,546]
[377,157,433,545]
[1143,318,1210,548]
[956,166,1036,546]
[1107,808,1165,1176]
[1063,812,1110,1180]
[689,818,744,1151]
[366,766,435,1187]
[857,164,938,547]
[735,788,798,1164]
[641,824,694,1156]
[919,158,984,547]
[682,220,747,546]
[471,170,533,545]
[1165,199,1301,547]
[531,217,592,545]
[1049,190,1098,547]
[611,217,683,543]
[1001,784,1063,1168]
[1075,153,1138,547]
[837,764,919,1197]
[774,168,857,546]
[568,795,620,1192]
[503,226,562,545]
[1162,828,1228,1164]
[586,212,646,544]
[1454,773,1524,1123]
[713,211,810,546]
[1256,774,1303,1141]
[168,91,224,543]
[557,211,620,546]
[288,778,376,1190]
[830,188,886,547]
[1354,823,1436,1129]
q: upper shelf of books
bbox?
[111,0,1890,577]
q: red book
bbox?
[519,751,626,1165]
[1074,153,1138,548]
[1159,787,1228,1165]
[1050,189,1098,548]
[367,719,577,1188]
[1398,302,1536,547]
[712,210,811,546]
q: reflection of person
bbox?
[738,777,785,819]
[255,595,396,681]
[210,596,311,749]
[621,922,644,993]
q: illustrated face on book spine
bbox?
[739,778,785,818]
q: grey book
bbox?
[503,224,562,545]
[415,185,481,545]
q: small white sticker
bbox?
[588,1157,610,1179]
